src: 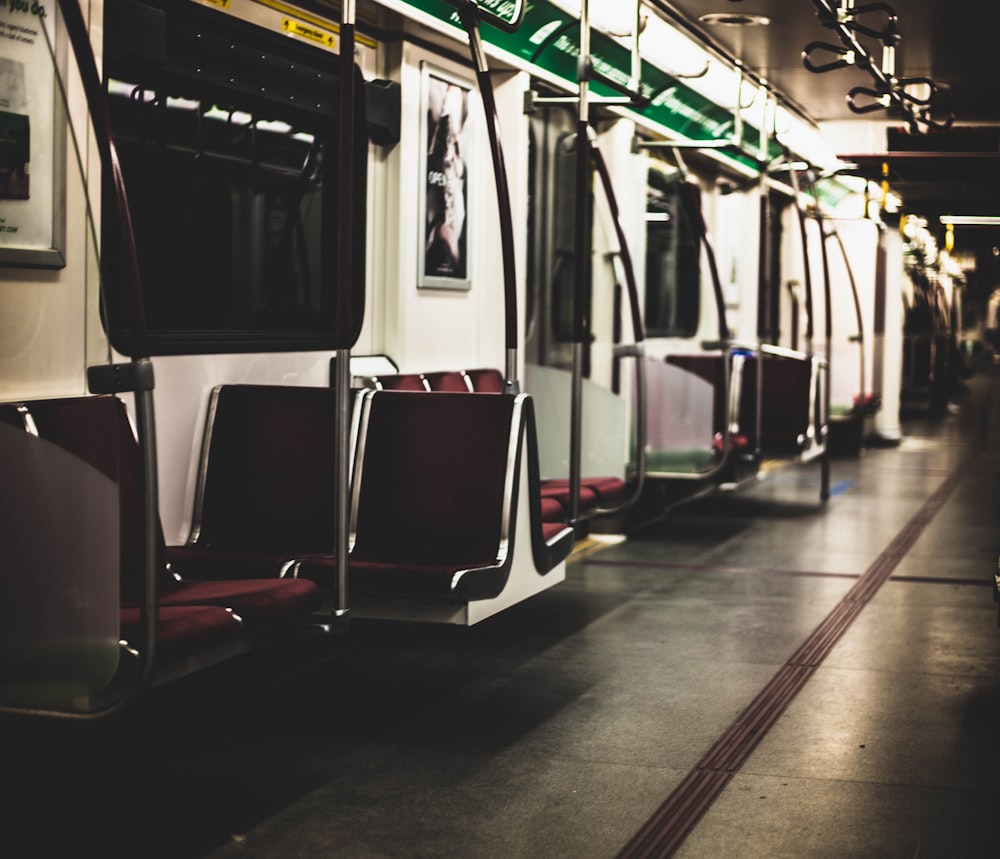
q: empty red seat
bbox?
[180,385,339,572]
[423,371,473,392]
[119,605,244,666]
[344,390,572,603]
[371,373,429,391]
[19,396,323,660]
[465,368,505,392]
[540,476,626,513]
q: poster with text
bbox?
[0,0,64,267]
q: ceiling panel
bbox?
[645,1,1000,255]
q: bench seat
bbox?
[1,395,324,702]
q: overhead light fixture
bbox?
[939,215,1000,226]
[699,13,771,27]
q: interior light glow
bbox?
[939,215,1000,226]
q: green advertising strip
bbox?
[402,0,781,172]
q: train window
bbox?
[644,168,700,338]
[101,0,367,355]
[551,131,592,343]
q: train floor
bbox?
[4,365,1000,858]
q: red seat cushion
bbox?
[154,577,322,622]
[120,605,243,663]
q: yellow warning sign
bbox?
[198,0,231,8]
[281,17,336,48]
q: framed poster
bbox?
[418,63,471,290]
[0,0,65,268]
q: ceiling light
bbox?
[699,13,770,27]
[939,215,1000,226]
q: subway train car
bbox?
[2,0,1000,855]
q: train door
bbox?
[524,103,633,505]
[644,162,701,344]
[525,103,590,372]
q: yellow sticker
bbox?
[281,17,336,48]
[199,0,231,8]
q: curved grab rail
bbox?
[792,166,834,498]
[674,171,731,343]
[642,342,753,483]
[783,161,817,350]
[651,144,731,343]
[827,222,869,413]
[453,1,520,389]
[626,144,739,484]
[586,138,646,518]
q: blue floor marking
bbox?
[829,479,854,496]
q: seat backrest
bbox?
[0,397,131,702]
[465,368,505,393]
[423,371,473,392]
[193,385,337,555]
[351,392,517,567]
[6,396,150,602]
[758,354,812,444]
[372,373,429,391]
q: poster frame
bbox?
[417,61,473,291]
[0,2,66,269]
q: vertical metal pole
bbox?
[817,209,834,502]
[333,348,351,616]
[758,86,769,163]
[569,0,592,527]
[333,0,357,618]
[755,179,768,461]
[733,63,744,149]
[629,0,642,94]
[753,90,774,462]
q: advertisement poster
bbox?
[418,64,471,290]
[0,0,64,267]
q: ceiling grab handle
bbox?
[822,2,898,40]
[802,41,858,74]
[847,86,892,114]
[806,0,951,133]
[895,77,938,107]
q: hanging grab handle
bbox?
[895,76,938,107]
[818,2,898,41]
[847,86,891,114]
[920,110,956,131]
[802,41,860,74]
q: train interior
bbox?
[2,0,1000,855]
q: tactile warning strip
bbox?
[616,449,980,859]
